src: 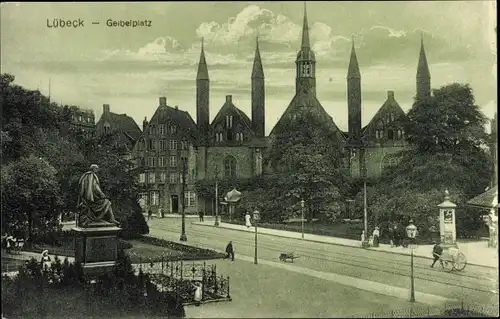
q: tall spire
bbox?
[252,36,264,79]
[416,32,431,98]
[347,38,360,79]
[417,32,430,79]
[197,37,209,80]
[301,1,310,48]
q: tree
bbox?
[364,83,493,237]
[406,83,488,153]
[1,156,63,242]
[267,110,347,222]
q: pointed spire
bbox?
[301,1,310,48]
[252,36,264,79]
[347,37,360,79]
[417,32,430,79]
[197,37,209,80]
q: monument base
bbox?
[71,225,121,276]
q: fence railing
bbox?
[353,301,499,318]
[132,260,231,304]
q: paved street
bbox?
[146,218,498,317]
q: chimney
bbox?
[159,97,167,107]
[103,104,110,114]
[387,91,395,100]
[143,117,148,131]
[226,95,232,103]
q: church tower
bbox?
[251,37,265,137]
[196,38,210,144]
[347,39,362,146]
[295,2,316,95]
[416,33,431,98]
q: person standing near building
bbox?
[147,208,153,221]
[198,210,204,222]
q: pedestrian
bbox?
[198,210,204,222]
[6,234,15,254]
[194,282,202,306]
[393,224,400,247]
[372,226,380,247]
[159,207,164,218]
[40,250,52,271]
[245,211,252,228]
[430,242,444,268]
[224,241,235,262]
[388,225,394,247]
[148,208,153,221]
[360,230,365,247]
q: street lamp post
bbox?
[214,165,220,227]
[253,210,260,264]
[406,222,418,302]
[300,199,305,239]
[180,157,187,242]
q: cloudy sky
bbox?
[1,1,497,134]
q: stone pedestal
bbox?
[71,223,121,276]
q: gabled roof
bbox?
[362,91,407,134]
[269,87,344,138]
[210,96,253,133]
[467,186,498,209]
[100,112,142,141]
[147,104,199,140]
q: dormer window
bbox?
[169,125,177,134]
[226,116,233,129]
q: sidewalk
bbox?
[192,221,498,269]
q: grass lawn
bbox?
[126,239,183,263]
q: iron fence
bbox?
[132,259,231,304]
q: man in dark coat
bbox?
[224,241,234,262]
[431,242,444,268]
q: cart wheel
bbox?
[453,253,467,271]
[442,260,454,272]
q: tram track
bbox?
[150,223,498,296]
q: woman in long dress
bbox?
[245,212,252,228]
[40,250,52,271]
[372,227,380,247]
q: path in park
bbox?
[147,218,498,317]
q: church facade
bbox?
[130,3,435,214]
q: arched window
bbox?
[381,155,397,172]
[224,156,237,179]
[375,130,379,139]
[388,129,394,140]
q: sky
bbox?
[1,1,497,134]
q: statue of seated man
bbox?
[77,164,119,227]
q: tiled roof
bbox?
[269,87,344,138]
[467,186,498,209]
[107,112,142,141]
[149,105,199,140]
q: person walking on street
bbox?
[224,241,235,262]
[147,209,153,221]
[372,226,380,247]
[431,242,444,268]
[388,225,395,247]
[199,210,204,222]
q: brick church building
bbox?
[131,3,435,215]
